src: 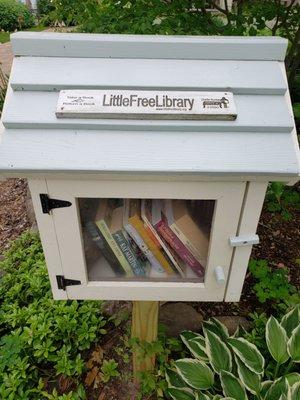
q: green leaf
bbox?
[166,369,187,388]
[261,381,273,398]
[202,320,228,341]
[174,359,214,390]
[220,370,248,400]
[287,325,300,362]
[167,387,196,400]
[266,316,289,365]
[265,377,289,400]
[285,373,300,387]
[227,337,265,374]
[196,393,210,400]
[181,331,208,361]
[291,382,300,400]
[204,329,232,374]
[235,356,261,395]
[281,307,300,337]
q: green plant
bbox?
[0,232,107,399]
[248,259,298,306]
[100,359,120,383]
[37,0,54,17]
[265,182,300,220]
[0,0,34,31]
[165,307,300,399]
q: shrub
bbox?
[37,0,54,17]
[0,0,35,31]
[165,308,300,399]
[0,232,107,399]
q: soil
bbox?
[0,177,299,399]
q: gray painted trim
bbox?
[11,32,288,61]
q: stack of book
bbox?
[84,199,210,280]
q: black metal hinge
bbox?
[40,194,72,214]
[56,275,81,291]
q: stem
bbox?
[284,358,294,374]
[274,362,280,378]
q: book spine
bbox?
[113,231,146,276]
[85,221,125,276]
[124,224,165,273]
[170,223,207,266]
[155,220,204,278]
[96,220,133,277]
[130,216,174,275]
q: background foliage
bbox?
[0,232,107,399]
[0,0,34,31]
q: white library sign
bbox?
[56,90,237,120]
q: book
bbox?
[124,199,166,274]
[109,205,146,276]
[141,199,185,277]
[164,199,209,268]
[85,221,125,277]
[152,199,204,278]
[95,199,133,277]
[126,199,175,276]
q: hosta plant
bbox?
[165,306,300,400]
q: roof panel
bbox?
[0,128,298,177]
[11,32,288,61]
[10,57,286,95]
[2,90,294,133]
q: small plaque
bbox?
[56,90,237,120]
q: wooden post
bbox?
[132,301,159,377]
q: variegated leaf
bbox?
[235,355,261,395]
[281,307,300,338]
[285,373,300,387]
[265,377,289,400]
[166,368,188,388]
[204,329,232,374]
[261,381,273,398]
[287,325,300,363]
[220,370,248,400]
[175,359,214,390]
[227,337,265,374]
[196,393,210,400]
[291,382,300,400]
[168,387,196,400]
[181,331,208,361]
[202,320,228,341]
[266,316,289,365]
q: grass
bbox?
[0,24,45,44]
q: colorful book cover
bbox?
[141,199,184,277]
[85,221,125,277]
[110,205,145,276]
[123,199,165,274]
[95,199,133,277]
[127,199,175,276]
[152,199,204,278]
[164,200,209,268]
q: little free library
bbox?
[0,32,299,304]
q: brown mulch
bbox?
[0,178,31,254]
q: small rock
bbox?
[215,316,251,336]
[159,302,203,337]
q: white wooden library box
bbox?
[0,33,299,302]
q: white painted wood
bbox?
[46,179,245,301]
[225,182,268,302]
[10,57,287,95]
[3,90,294,133]
[10,32,288,61]
[27,179,67,299]
[0,128,298,178]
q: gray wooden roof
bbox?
[0,32,299,180]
